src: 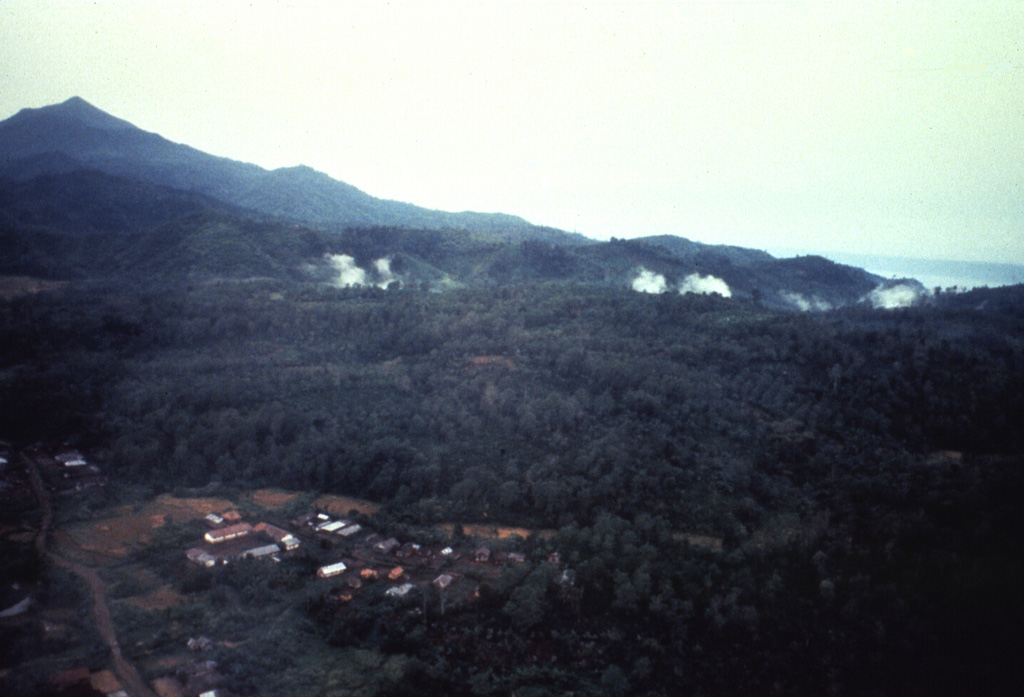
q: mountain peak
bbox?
[3,96,137,133]
[49,96,137,131]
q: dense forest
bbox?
[2,277,1022,696]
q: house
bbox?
[375,537,400,554]
[396,542,421,558]
[318,561,347,578]
[433,574,454,591]
[312,517,331,530]
[255,522,300,550]
[388,566,405,581]
[318,520,347,533]
[221,510,242,522]
[385,583,415,598]
[186,548,217,568]
[507,552,526,564]
[337,524,363,537]
[360,568,379,581]
[204,523,252,544]
[55,451,87,467]
[204,513,224,526]
[239,544,279,560]
[292,512,317,528]
[347,576,363,589]
[474,547,491,563]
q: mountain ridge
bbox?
[0,97,585,244]
[0,97,929,309]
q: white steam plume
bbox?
[781,291,831,312]
[325,255,404,288]
[374,257,401,288]
[632,268,668,294]
[679,273,732,298]
[867,284,923,309]
[326,254,368,287]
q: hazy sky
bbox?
[2,1,1022,263]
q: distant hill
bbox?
[0,97,927,309]
[632,234,775,266]
[0,169,252,235]
[0,97,586,245]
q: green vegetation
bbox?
[0,561,109,696]
[1,278,1022,696]
[3,94,1021,696]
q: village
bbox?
[1,442,573,697]
[0,441,107,508]
[187,505,561,613]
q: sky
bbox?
[2,1,1022,264]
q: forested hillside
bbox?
[1,278,1021,696]
[1,97,1020,697]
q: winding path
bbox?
[24,452,158,697]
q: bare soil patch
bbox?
[246,488,299,509]
[313,493,380,517]
[56,495,235,562]
[153,676,186,697]
[89,669,122,694]
[437,523,556,541]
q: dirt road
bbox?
[47,553,159,697]
[24,452,159,697]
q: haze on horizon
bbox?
[2,1,1022,265]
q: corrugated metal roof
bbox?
[318,561,347,577]
[241,544,279,558]
[205,523,252,541]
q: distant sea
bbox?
[768,249,1024,291]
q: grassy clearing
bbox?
[436,522,556,541]
[55,495,236,563]
[312,493,379,517]
[244,488,299,510]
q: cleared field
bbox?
[56,494,235,561]
[312,493,379,516]
[245,488,300,509]
[437,523,556,540]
